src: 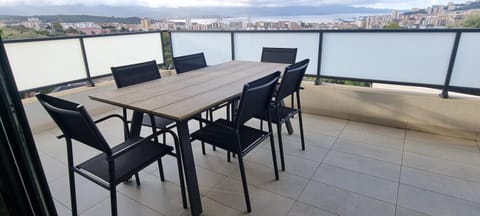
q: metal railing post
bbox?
[231,32,235,60]
[79,37,94,87]
[441,31,462,98]
[315,31,323,85]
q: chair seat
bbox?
[191,119,268,154]
[77,137,173,183]
[255,105,298,124]
[142,115,175,129]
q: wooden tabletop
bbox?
[90,61,287,121]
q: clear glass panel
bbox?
[83,33,164,77]
[321,32,456,85]
[4,39,86,91]
[450,33,480,88]
[234,32,319,75]
[171,32,232,65]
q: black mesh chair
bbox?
[173,52,207,74]
[173,52,232,155]
[191,72,281,213]
[255,59,309,171]
[36,94,187,216]
[261,47,298,64]
[111,60,176,140]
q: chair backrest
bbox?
[261,47,297,64]
[36,94,111,154]
[235,71,281,127]
[276,59,310,101]
[111,60,160,88]
[173,52,207,74]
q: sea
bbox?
[170,13,388,24]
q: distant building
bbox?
[26,18,41,30]
[140,18,151,31]
[229,21,243,30]
[78,27,103,35]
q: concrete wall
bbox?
[298,82,480,141]
[23,81,119,134]
[25,79,480,141]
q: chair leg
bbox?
[237,156,252,212]
[68,167,78,216]
[201,112,206,155]
[227,151,231,162]
[135,173,141,186]
[110,186,118,216]
[163,132,166,144]
[158,159,165,181]
[276,123,286,171]
[298,111,306,151]
[270,133,279,180]
[260,119,263,131]
[209,109,216,152]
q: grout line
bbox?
[308,178,397,206]
[116,191,169,216]
[316,163,399,183]
[401,164,480,185]
[394,128,407,215]
[397,182,480,206]
[289,119,349,216]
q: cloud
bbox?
[0,0,462,9]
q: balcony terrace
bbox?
[4,29,480,216]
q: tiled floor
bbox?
[34,109,480,216]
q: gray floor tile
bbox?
[404,138,480,166]
[54,200,71,216]
[117,174,187,216]
[298,181,395,216]
[230,161,308,199]
[332,138,403,164]
[324,150,401,181]
[206,178,295,215]
[299,114,348,137]
[398,184,480,216]
[401,167,480,203]
[287,202,337,216]
[403,152,480,183]
[312,164,398,204]
[344,121,405,140]
[263,136,330,162]
[151,160,227,195]
[81,193,164,216]
[180,197,243,216]
[39,152,67,182]
[248,148,320,179]
[395,207,431,216]
[49,175,109,215]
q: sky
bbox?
[0,0,465,10]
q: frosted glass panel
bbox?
[234,32,319,75]
[83,33,163,77]
[171,32,232,65]
[5,39,86,91]
[321,32,455,85]
[450,33,480,88]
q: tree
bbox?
[383,22,401,29]
[462,13,480,28]
[51,22,64,34]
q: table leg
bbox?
[176,120,202,216]
[129,111,144,137]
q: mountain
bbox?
[0,5,391,18]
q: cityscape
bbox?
[1,1,480,39]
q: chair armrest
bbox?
[110,129,172,160]
[94,114,127,124]
[192,116,237,133]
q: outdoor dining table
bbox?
[89,60,287,215]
